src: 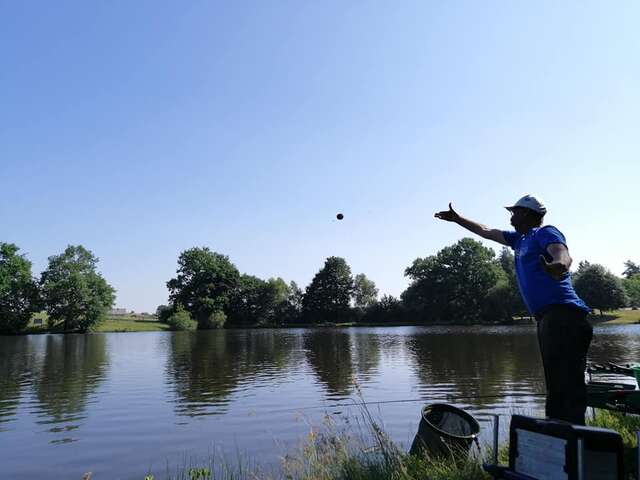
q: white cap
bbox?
[505,194,547,215]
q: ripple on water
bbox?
[2,327,640,480]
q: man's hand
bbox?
[434,202,509,245]
[434,203,460,223]
[539,255,568,280]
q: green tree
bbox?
[228,274,265,325]
[201,310,227,329]
[167,248,240,329]
[353,273,378,309]
[402,238,502,324]
[266,277,293,324]
[288,281,303,311]
[0,243,40,334]
[302,256,354,323]
[482,278,518,323]
[267,277,290,304]
[482,247,528,322]
[40,245,115,332]
[575,260,591,275]
[280,280,303,324]
[228,274,285,326]
[498,247,516,283]
[361,294,403,323]
[573,263,628,314]
[623,274,640,308]
[623,260,640,279]
[156,304,173,323]
[167,306,197,331]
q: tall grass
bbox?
[589,409,640,446]
[280,395,492,480]
[139,406,640,480]
[589,409,640,479]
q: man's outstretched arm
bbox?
[434,203,509,246]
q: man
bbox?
[435,195,592,425]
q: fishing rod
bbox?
[268,392,547,415]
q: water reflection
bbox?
[353,331,381,381]
[0,337,35,431]
[32,335,109,440]
[590,325,640,363]
[166,330,297,416]
[406,327,545,405]
[2,325,640,480]
[303,329,357,397]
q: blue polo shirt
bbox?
[502,226,590,315]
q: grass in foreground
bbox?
[589,408,640,478]
[136,407,640,480]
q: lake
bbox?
[2,325,639,479]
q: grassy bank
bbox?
[95,315,170,332]
[25,314,170,333]
[136,407,640,480]
[19,308,639,335]
[595,309,640,325]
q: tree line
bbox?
[2,240,639,334]
[156,248,381,330]
[0,243,115,334]
[157,240,640,329]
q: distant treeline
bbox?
[1,240,639,334]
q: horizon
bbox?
[2,1,638,311]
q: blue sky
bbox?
[1,1,638,312]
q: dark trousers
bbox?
[536,304,593,425]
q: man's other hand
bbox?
[434,203,460,223]
[539,255,568,280]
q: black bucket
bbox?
[409,403,480,459]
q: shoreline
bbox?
[4,309,637,336]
